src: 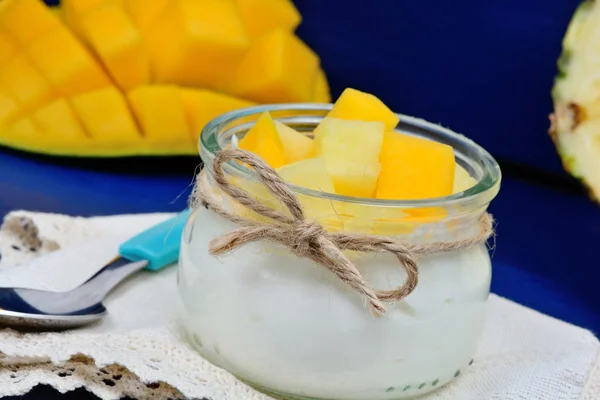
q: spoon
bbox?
[0,210,190,331]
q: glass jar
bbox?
[178,104,501,400]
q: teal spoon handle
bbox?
[118,209,191,271]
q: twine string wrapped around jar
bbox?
[192,148,494,317]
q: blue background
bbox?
[2,2,600,398]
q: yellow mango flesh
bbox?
[49,6,63,20]
[235,0,301,40]
[148,0,249,90]
[376,132,455,200]
[0,29,18,67]
[0,0,62,44]
[328,88,399,131]
[238,111,286,168]
[30,98,88,140]
[453,164,478,193]
[62,0,120,39]
[70,86,141,144]
[26,27,111,96]
[314,117,384,197]
[2,117,41,145]
[0,55,55,111]
[313,69,332,103]
[230,29,319,103]
[0,92,21,127]
[180,88,255,139]
[79,6,149,91]
[127,85,194,153]
[274,120,314,164]
[125,0,168,32]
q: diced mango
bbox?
[127,85,194,153]
[49,6,63,20]
[314,117,384,197]
[147,0,249,90]
[239,111,286,168]
[70,86,141,142]
[180,89,255,139]
[0,0,62,44]
[3,117,41,143]
[26,26,111,96]
[79,6,149,91]
[62,0,120,39]
[376,132,455,200]
[0,92,20,127]
[0,55,55,111]
[0,29,18,67]
[30,98,88,140]
[125,0,168,32]
[274,121,313,164]
[327,88,399,131]
[313,69,331,103]
[235,0,301,40]
[453,164,478,193]
[230,29,319,103]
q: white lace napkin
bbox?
[0,210,598,400]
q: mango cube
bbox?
[27,26,111,96]
[313,69,332,103]
[235,0,301,40]
[239,112,286,168]
[453,164,478,193]
[274,121,313,164]
[30,98,88,140]
[314,117,384,197]
[0,29,18,67]
[0,92,20,127]
[62,0,120,39]
[148,0,249,90]
[127,85,194,153]
[180,89,255,138]
[328,88,399,131]
[79,6,149,91]
[0,0,61,44]
[0,55,55,111]
[70,86,141,142]
[376,132,455,200]
[230,29,319,103]
[3,117,42,144]
[125,0,168,32]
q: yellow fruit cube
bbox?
[235,0,301,40]
[180,89,255,139]
[70,86,141,142]
[148,0,249,90]
[125,0,168,32]
[376,132,455,200]
[30,98,88,139]
[127,85,194,153]
[26,26,111,96]
[453,164,478,193]
[231,29,319,103]
[0,29,18,67]
[0,55,55,111]
[62,0,120,38]
[49,6,63,20]
[313,69,331,103]
[238,111,286,168]
[314,117,384,197]
[327,88,399,131]
[274,121,313,164]
[3,117,41,144]
[0,92,20,127]
[0,0,61,44]
[79,6,149,91]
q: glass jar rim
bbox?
[200,103,501,210]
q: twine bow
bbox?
[194,148,494,316]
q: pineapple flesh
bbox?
[551,0,600,201]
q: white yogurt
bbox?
[178,207,491,400]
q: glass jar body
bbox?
[178,207,491,400]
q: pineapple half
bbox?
[551,0,600,201]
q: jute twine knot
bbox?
[193,148,495,317]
